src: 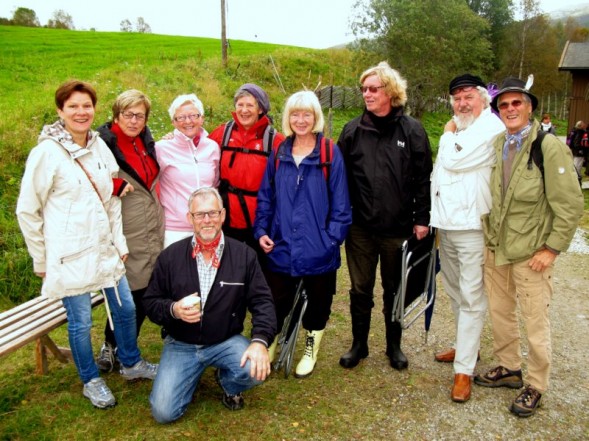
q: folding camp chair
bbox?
[391,228,437,341]
[272,280,308,378]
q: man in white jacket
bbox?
[430,74,504,402]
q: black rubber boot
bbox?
[385,316,408,370]
[340,295,372,369]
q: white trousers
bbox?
[438,229,487,375]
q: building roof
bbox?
[559,41,589,71]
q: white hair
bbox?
[168,93,205,121]
[449,86,491,109]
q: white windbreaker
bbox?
[430,107,505,231]
[16,128,128,299]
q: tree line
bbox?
[350,0,589,118]
[2,2,588,120]
[0,7,152,33]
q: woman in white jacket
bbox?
[16,80,156,409]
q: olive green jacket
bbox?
[482,120,583,265]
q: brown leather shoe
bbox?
[435,348,456,363]
[434,348,480,363]
[451,373,471,402]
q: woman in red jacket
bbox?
[208,83,285,257]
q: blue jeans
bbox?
[62,275,141,384]
[150,334,263,424]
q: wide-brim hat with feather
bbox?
[491,75,538,112]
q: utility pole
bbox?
[221,0,227,68]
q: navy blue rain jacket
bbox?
[254,134,351,276]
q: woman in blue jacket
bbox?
[254,91,351,378]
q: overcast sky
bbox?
[1,0,588,49]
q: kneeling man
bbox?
[143,187,277,423]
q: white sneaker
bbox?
[120,359,158,381]
[83,378,116,409]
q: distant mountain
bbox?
[549,3,589,27]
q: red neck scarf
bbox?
[192,234,221,268]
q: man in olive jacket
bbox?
[475,77,583,417]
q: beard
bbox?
[454,113,476,131]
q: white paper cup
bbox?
[182,295,201,312]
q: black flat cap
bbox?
[449,74,486,94]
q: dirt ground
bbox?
[380,234,589,440]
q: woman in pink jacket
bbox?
[156,94,220,247]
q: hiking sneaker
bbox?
[83,377,116,409]
[510,385,542,417]
[215,369,244,411]
[221,391,244,411]
[96,342,118,373]
[120,359,158,381]
[474,365,523,389]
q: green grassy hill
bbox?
[0,25,370,306]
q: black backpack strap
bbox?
[263,126,275,153]
[221,120,235,149]
[527,130,546,177]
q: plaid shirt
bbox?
[193,234,225,311]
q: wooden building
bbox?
[559,41,589,130]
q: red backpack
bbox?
[274,137,334,181]
[581,132,589,148]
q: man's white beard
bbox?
[454,113,476,131]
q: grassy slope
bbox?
[0,26,363,307]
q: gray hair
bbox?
[187,187,223,210]
[168,94,205,121]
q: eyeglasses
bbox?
[190,210,222,221]
[497,100,524,111]
[175,114,202,122]
[121,111,146,121]
[360,85,385,94]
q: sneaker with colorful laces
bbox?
[474,365,523,389]
[83,377,116,409]
[120,359,158,381]
[221,391,244,411]
[510,385,542,417]
[215,369,244,410]
[96,342,118,373]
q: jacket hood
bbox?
[39,120,98,156]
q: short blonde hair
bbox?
[168,93,205,121]
[112,89,151,120]
[281,91,324,137]
[360,61,408,108]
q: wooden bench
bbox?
[0,292,104,374]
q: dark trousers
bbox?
[345,224,405,317]
[264,270,336,332]
[223,225,267,269]
[104,287,147,347]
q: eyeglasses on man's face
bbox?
[497,99,524,111]
[360,85,385,94]
[175,114,202,122]
[190,210,222,221]
[121,111,146,121]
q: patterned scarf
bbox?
[40,119,91,145]
[192,234,222,268]
[502,123,532,161]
